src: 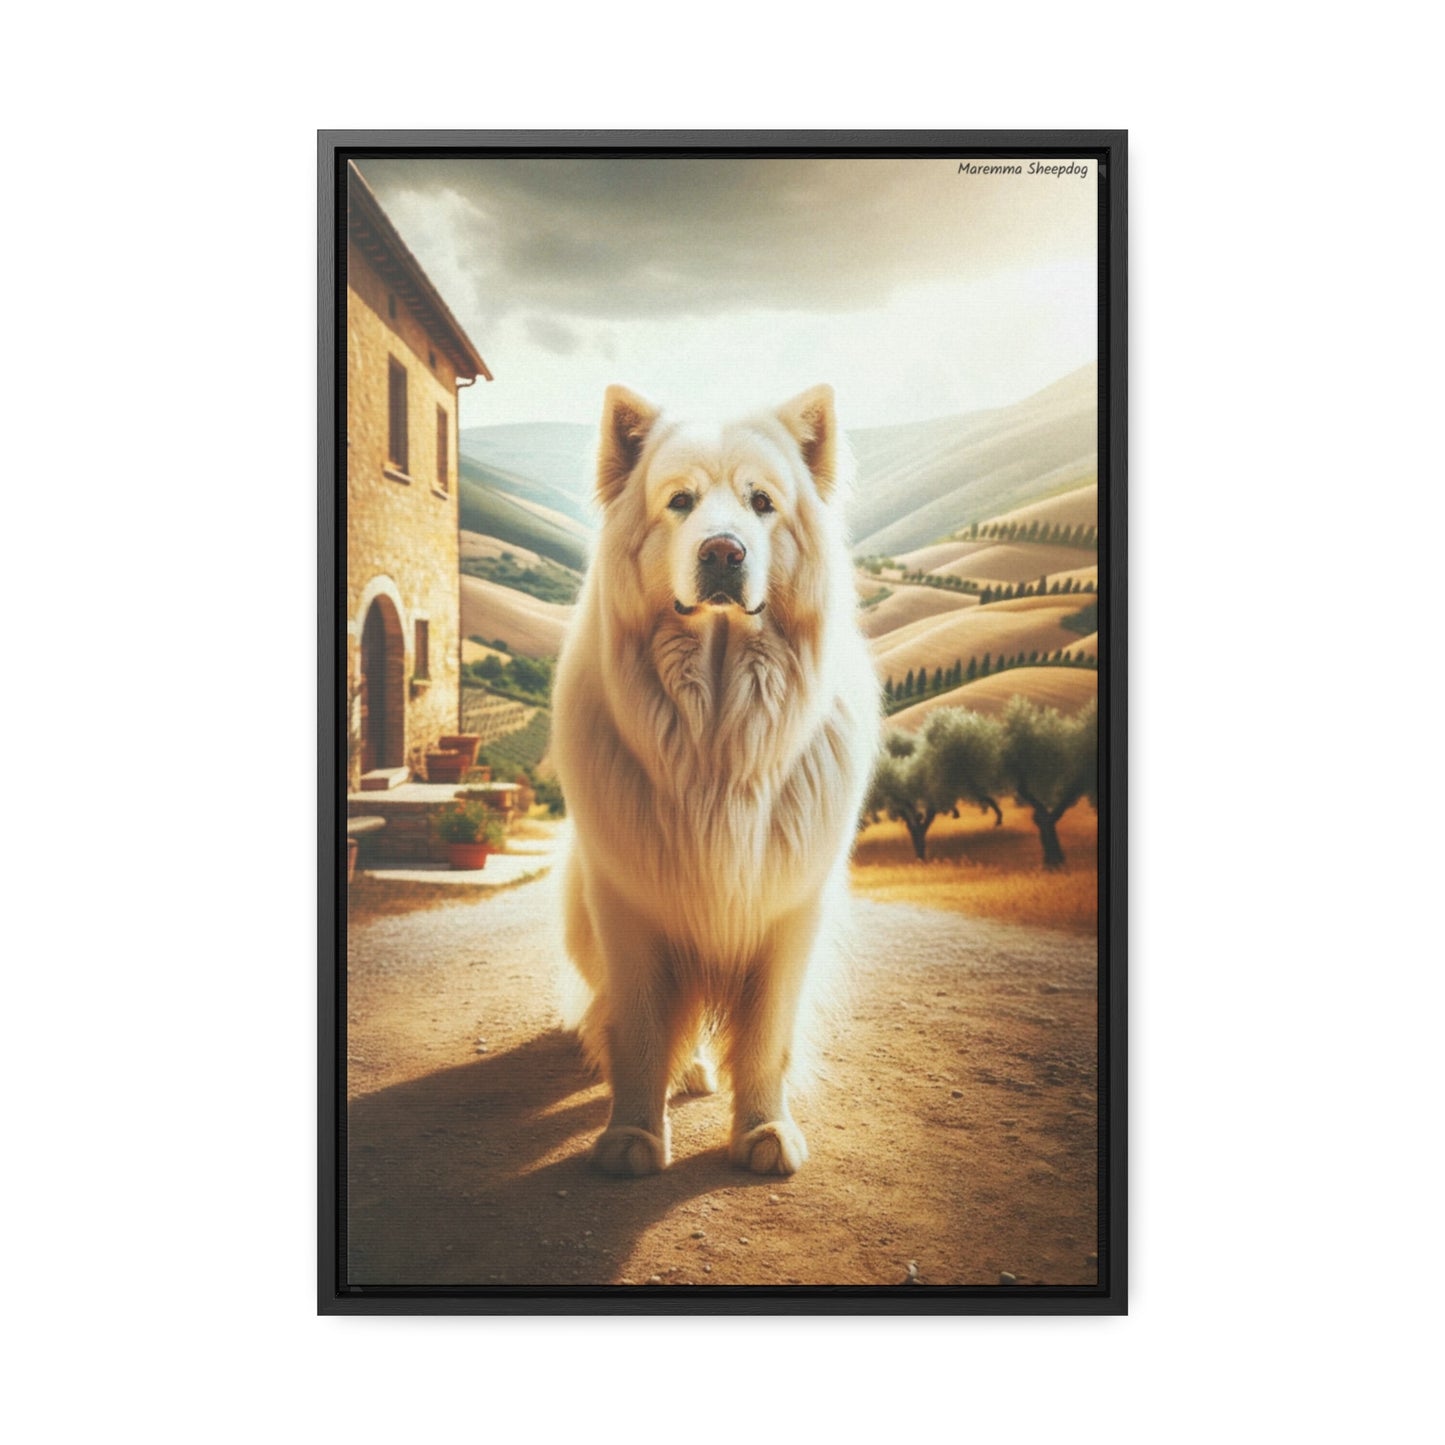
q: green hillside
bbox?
[458,422,595,526]
[458,459,589,571]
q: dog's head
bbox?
[592,384,848,633]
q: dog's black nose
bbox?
[699,534,746,570]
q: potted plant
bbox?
[435,801,506,870]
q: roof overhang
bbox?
[347,161,492,383]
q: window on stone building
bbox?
[436,405,449,492]
[387,357,408,472]
[414,619,430,680]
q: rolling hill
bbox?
[889,667,1098,729]
[872,598,1089,682]
[460,531,546,568]
[458,458,589,571]
[460,575,573,658]
[981,481,1099,533]
[858,583,978,640]
[458,421,596,526]
[452,365,1099,709]
[927,541,1098,585]
[455,364,1096,574]
[847,365,1097,556]
[891,541,988,572]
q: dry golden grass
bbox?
[931,541,1097,584]
[859,582,978,639]
[983,593,1093,614]
[893,541,986,572]
[872,601,1082,677]
[851,801,1098,935]
[460,574,573,658]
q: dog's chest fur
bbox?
[583,617,869,951]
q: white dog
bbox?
[551,384,880,1176]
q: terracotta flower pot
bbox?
[447,842,492,870]
[427,750,468,783]
[438,735,482,768]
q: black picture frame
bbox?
[319,129,1127,1315]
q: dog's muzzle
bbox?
[675,532,765,615]
[697,532,746,606]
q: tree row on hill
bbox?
[883,648,1099,714]
[959,519,1099,547]
[978,577,1096,604]
[893,571,1097,602]
[866,699,1098,868]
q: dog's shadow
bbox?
[344,1029,774,1286]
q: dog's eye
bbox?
[751,491,775,515]
[667,492,694,513]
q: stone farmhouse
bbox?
[345,161,490,787]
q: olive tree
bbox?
[866,712,1005,860]
[921,708,1005,828]
[999,698,1098,869]
[865,731,939,860]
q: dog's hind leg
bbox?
[726,903,821,1176]
[674,1042,718,1097]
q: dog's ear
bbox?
[775,384,838,499]
[597,385,660,505]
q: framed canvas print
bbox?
[319,130,1126,1314]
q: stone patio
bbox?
[346,781,522,865]
[363,834,558,888]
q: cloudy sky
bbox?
[358,156,1097,432]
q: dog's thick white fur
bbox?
[551,383,880,1177]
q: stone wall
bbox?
[347,796,454,865]
[345,235,463,783]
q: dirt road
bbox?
[345,868,1099,1287]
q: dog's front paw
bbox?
[729,1120,808,1176]
[675,1055,718,1097]
[592,1125,669,1177]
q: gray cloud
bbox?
[357,156,1094,326]
[522,314,582,355]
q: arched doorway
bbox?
[359,595,405,773]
